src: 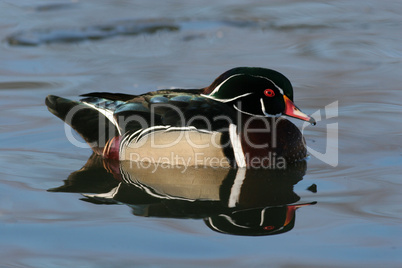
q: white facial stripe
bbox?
[232,104,264,117]
[259,98,282,117]
[253,75,285,95]
[260,98,266,114]
[209,73,243,96]
[201,92,253,103]
[233,103,282,118]
[208,73,285,98]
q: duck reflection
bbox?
[49,154,316,236]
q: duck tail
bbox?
[45,95,119,155]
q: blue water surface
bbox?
[0,1,401,267]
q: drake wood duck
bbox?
[46,67,315,168]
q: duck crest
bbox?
[203,67,294,101]
[46,67,314,168]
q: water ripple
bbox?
[7,20,180,46]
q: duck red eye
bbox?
[264,89,275,97]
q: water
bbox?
[1,0,401,267]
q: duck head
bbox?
[202,67,316,125]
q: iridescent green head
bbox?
[202,67,315,124]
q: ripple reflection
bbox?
[49,154,316,236]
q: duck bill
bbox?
[283,95,316,125]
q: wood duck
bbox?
[46,67,315,168]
